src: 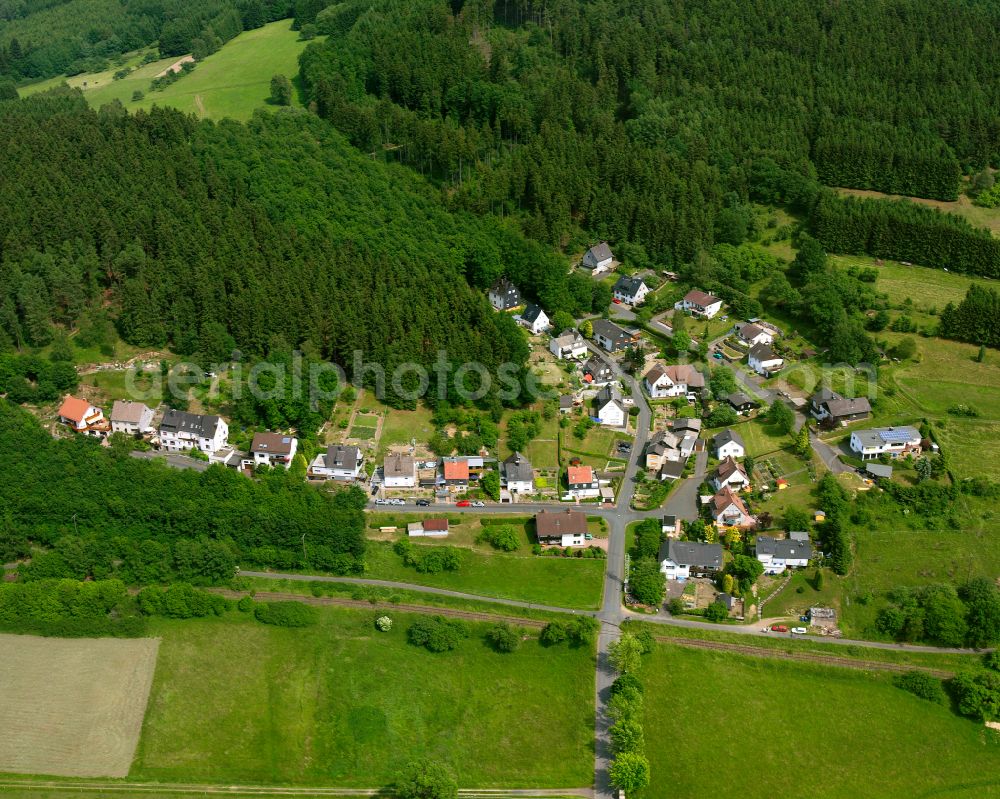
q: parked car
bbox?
[612,298,622,304]
[370,485,380,495]
[471,501,485,507]
[374,498,385,505]
[415,499,430,507]
[456,500,471,507]
[713,352,723,359]
[799,615,809,623]
[770,624,789,633]
[791,627,808,635]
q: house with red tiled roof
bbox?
[566,464,600,499]
[442,457,471,488]
[58,396,107,435]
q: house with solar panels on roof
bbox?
[850,426,922,460]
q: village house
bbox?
[643,363,706,399]
[566,464,600,499]
[592,319,637,353]
[581,242,614,274]
[502,451,534,493]
[645,429,683,471]
[659,539,723,580]
[748,343,784,377]
[595,385,626,427]
[612,275,650,305]
[442,457,471,489]
[488,277,522,311]
[250,432,298,469]
[310,444,363,480]
[734,322,774,347]
[674,290,724,319]
[407,518,449,538]
[520,303,550,335]
[711,456,750,491]
[58,395,107,436]
[383,453,417,488]
[582,357,614,385]
[550,330,588,360]
[559,394,576,413]
[727,391,759,415]
[711,485,755,528]
[849,426,922,460]
[755,535,813,575]
[109,400,154,435]
[158,409,228,454]
[810,388,872,425]
[712,428,745,460]
[535,509,589,546]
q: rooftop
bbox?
[110,400,150,424]
[567,465,595,485]
[660,539,723,569]
[756,535,813,560]
[251,432,296,455]
[536,509,588,537]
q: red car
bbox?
[770,624,789,633]
[612,298,622,304]
[456,500,471,507]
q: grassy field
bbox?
[736,417,793,458]
[23,21,311,121]
[0,634,159,778]
[639,644,1000,799]
[364,539,605,610]
[78,368,164,405]
[132,610,594,787]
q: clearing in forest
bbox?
[0,634,159,778]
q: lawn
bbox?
[364,539,605,610]
[132,610,594,787]
[639,644,1000,799]
[375,401,436,453]
[349,426,377,440]
[79,368,164,405]
[736,417,793,458]
[24,22,314,121]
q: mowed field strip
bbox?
[0,634,159,777]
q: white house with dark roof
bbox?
[592,319,636,353]
[711,456,750,491]
[536,509,589,546]
[612,275,649,305]
[756,535,813,574]
[675,290,723,319]
[158,409,228,454]
[110,400,154,435]
[659,539,723,580]
[712,428,745,460]
[735,322,774,347]
[644,363,705,399]
[520,303,550,335]
[502,451,534,493]
[310,444,363,480]
[550,330,588,360]
[748,343,784,376]
[595,385,626,427]
[488,278,522,311]
[581,242,614,273]
[251,432,298,468]
[849,426,922,460]
[582,357,614,385]
[810,388,872,425]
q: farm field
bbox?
[23,21,310,121]
[132,610,594,787]
[639,644,1000,799]
[0,634,159,778]
[830,254,976,314]
[364,539,605,610]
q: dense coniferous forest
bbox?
[0,0,291,79]
[299,0,1000,265]
[0,91,613,404]
[0,401,367,580]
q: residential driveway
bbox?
[809,430,850,474]
[661,449,706,521]
[609,303,637,323]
